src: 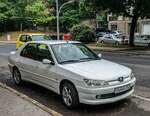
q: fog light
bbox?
[96,95,101,99]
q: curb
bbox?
[0,82,63,116]
[89,47,150,56]
[132,94,150,102]
[0,41,16,44]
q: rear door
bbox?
[18,43,38,82]
[17,35,32,49]
[17,35,26,48]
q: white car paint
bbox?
[8,41,136,105]
[134,35,150,47]
[98,34,123,44]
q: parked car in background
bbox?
[96,32,106,40]
[111,31,122,36]
[16,33,51,49]
[97,34,124,45]
[116,35,129,45]
[95,28,110,40]
[8,41,136,109]
[134,35,150,47]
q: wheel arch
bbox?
[12,65,19,71]
[59,79,78,95]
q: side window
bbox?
[36,44,53,62]
[20,35,27,42]
[107,35,112,39]
[26,35,32,42]
[20,43,37,60]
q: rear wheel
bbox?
[61,82,79,109]
[101,40,104,44]
[115,41,119,46]
[12,68,22,85]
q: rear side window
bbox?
[20,43,37,60]
[26,35,32,41]
[20,35,32,42]
[20,35,27,42]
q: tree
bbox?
[70,24,96,43]
[60,10,79,32]
[0,0,20,31]
[79,0,104,18]
[101,0,150,46]
[25,0,55,25]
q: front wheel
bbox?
[61,82,79,109]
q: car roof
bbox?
[20,33,47,36]
[27,40,81,45]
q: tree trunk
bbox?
[129,16,138,47]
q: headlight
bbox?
[130,72,135,79]
[84,79,109,87]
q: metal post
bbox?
[56,0,75,40]
[56,0,60,40]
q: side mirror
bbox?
[98,54,102,58]
[42,59,54,65]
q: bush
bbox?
[70,24,96,43]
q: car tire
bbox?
[101,40,104,44]
[115,41,119,46]
[148,43,150,47]
[12,68,22,85]
[61,82,79,109]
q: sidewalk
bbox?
[0,86,51,116]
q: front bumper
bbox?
[77,78,136,105]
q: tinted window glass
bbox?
[20,35,27,42]
[36,44,53,62]
[32,35,51,41]
[26,35,32,42]
[20,43,37,60]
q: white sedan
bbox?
[134,35,150,47]
[98,34,124,45]
[8,41,136,109]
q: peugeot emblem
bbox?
[118,77,124,82]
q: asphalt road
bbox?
[0,44,150,116]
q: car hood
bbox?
[59,59,131,81]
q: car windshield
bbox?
[51,43,100,64]
[32,35,51,41]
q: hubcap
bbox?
[13,70,20,84]
[62,86,72,106]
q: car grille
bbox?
[100,87,133,99]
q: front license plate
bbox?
[115,84,131,94]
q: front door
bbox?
[33,44,59,91]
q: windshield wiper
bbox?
[79,57,100,61]
[59,60,80,64]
